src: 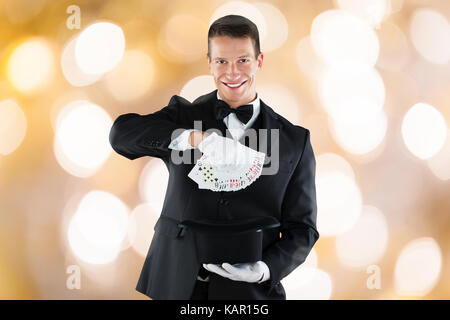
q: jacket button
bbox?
[219,199,224,204]
[224,200,229,205]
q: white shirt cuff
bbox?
[168,129,200,151]
[258,261,271,283]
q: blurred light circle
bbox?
[139,159,169,215]
[7,38,54,94]
[296,36,327,83]
[409,8,450,65]
[318,65,385,117]
[253,2,288,52]
[427,129,450,181]
[394,237,442,297]
[61,36,102,86]
[317,153,356,181]
[210,2,267,42]
[104,50,155,101]
[127,203,160,257]
[158,14,207,63]
[258,84,302,125]
[282,268,333,300]
[329,102,387,155]
[75,22,125,75]
[311,9,379,67]
[401,103,447,160]
[336,206,388,269]
[180,75,216,102]
[68,190,130,264]
[0,99,27,155]
[281,248,318,289]
[316,171,362,236]
[54,100,113,177]
[334,0,390,28]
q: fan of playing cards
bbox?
[188,132,265,192]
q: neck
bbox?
[220,92,257,109]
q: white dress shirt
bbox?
[167,91,269,283]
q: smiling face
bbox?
[207,36,263,108]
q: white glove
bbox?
[197,132,253,169]
[203,261,270,283]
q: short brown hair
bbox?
[207,15,261,60]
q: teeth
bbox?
[226,81,244,87]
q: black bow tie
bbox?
[214,99,254,125]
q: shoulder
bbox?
[168,90,216,111]
[168,95,192,108]
[262,100,310,137]
[280,115,310,138]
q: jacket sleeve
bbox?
[109,95,192,160]
[261,129,320,293]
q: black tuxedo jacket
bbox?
[109,89,319,300]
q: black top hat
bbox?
[178,216,280,264]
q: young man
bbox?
[109,15,319,300]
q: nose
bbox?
[225,62,240,80]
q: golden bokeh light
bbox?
[409,8,450,65]
[336,206,389,269]
[75,22,126,75]
[104,50,155,102]
[53,100,113,177]
[316,159,363,236]
[318,65,385,118]
[311,9,379,67]
[139,159,170,215]
[282,267,333,300]
[127,203,160,257]
[401,102,447,160]
[334,0,391,28]
[180,75,217,102]
[394,237,442,297]
[7,38,55,94]
[329,101,387,155]
[61,36,102,87]
[253,2,288,52]
[67,190,130,265]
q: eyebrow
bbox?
[214,55,250,60]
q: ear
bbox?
[257,52,264,70]
[206,53,213,74]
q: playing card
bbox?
[188,147,265,192]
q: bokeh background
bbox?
[1,0,449,299]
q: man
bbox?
[109,15,319,300]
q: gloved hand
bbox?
[197,132,253,169]
[203,261,270,283]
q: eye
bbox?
[239,58,249,63]
[216,60,226,64]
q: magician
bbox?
[109,14,319,300]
